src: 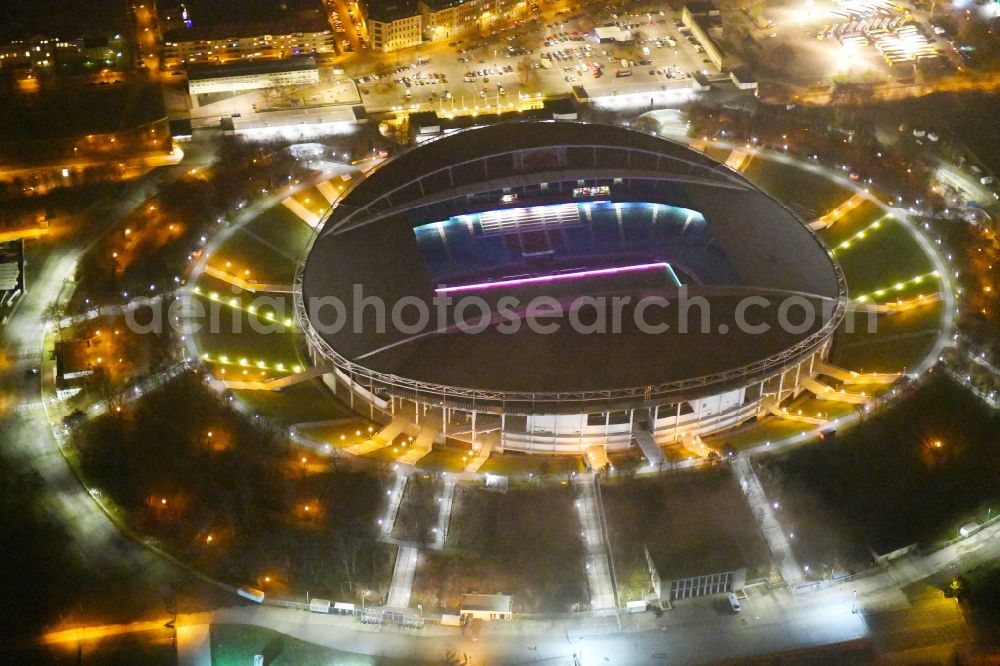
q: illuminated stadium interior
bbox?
[412,201,724,292]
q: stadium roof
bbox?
[301,121,845,401]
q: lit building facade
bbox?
[420,0,484,41]
[186,56,320,94]
[368,1,424,52]
[162,20,335,68]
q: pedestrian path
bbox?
[431,476,456,550]
[200,265,293,293]
[809,193,865,230]
[815,362,901,385]
[316,180,340,204]
[220,364,332,391]
[397,428,435,465]
[800,376,871,404]
[463,438,493,472]
[379,474,407,539]
[724,149,752,172]
[386,544,418,609]
[734,455,803,585]
[633,429,665,466]
[281,196,323,228]
[575,477,616,611]
[346,417,407,455]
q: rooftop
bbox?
[186,55,317,81]
[366,0,421,23]
[163,12,330,43]
[460,594,512,613]
[301,121,845,404]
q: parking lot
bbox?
[347,2,717,112]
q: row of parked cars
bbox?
[463,65,515,82]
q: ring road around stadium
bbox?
[296,121,848,455]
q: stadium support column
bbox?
[776,369,785,405]
[471,410,477,443]
[500,413,506,452]
[348,369,355,409]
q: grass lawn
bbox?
[860,275,942,305]
[240,205,315,260]
[477,451,585,478]
[212,230,299,285]
[233,379,354,426]
[412,482,587,613]
[211,623,416,665]
[601,467,771,600]
[782,395,863,422]
[754,374,1000,573]
[295,419,376,447]
[832,302,945,374]
[741,159,850,217]
[831,219,934,295]
[288,186,333,219]
[699,143,733,163]
[417,446,470,473]
[191,297,301,377]
[816,201,885,248]
[705,416,814,452]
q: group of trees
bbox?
[685,100,938,205]
[74,373,393,599]
[414,484,588,613]
[392,473,443,546]
[755,375,1000,571]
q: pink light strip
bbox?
[435,261,671,294]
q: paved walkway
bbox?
[281,196,322,228]
[431,475,456,549]
[386,544,418,609]
[397,427,435,465]
[346,416,407,455]
[575,477,617,610]
[633,428,665,466]
[379,474,407,539]
[734,455,803,585]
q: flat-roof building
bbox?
[186,56,319,94]
[682,2,726,71]
[460,594,512,621]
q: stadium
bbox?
[296,121,848,457]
